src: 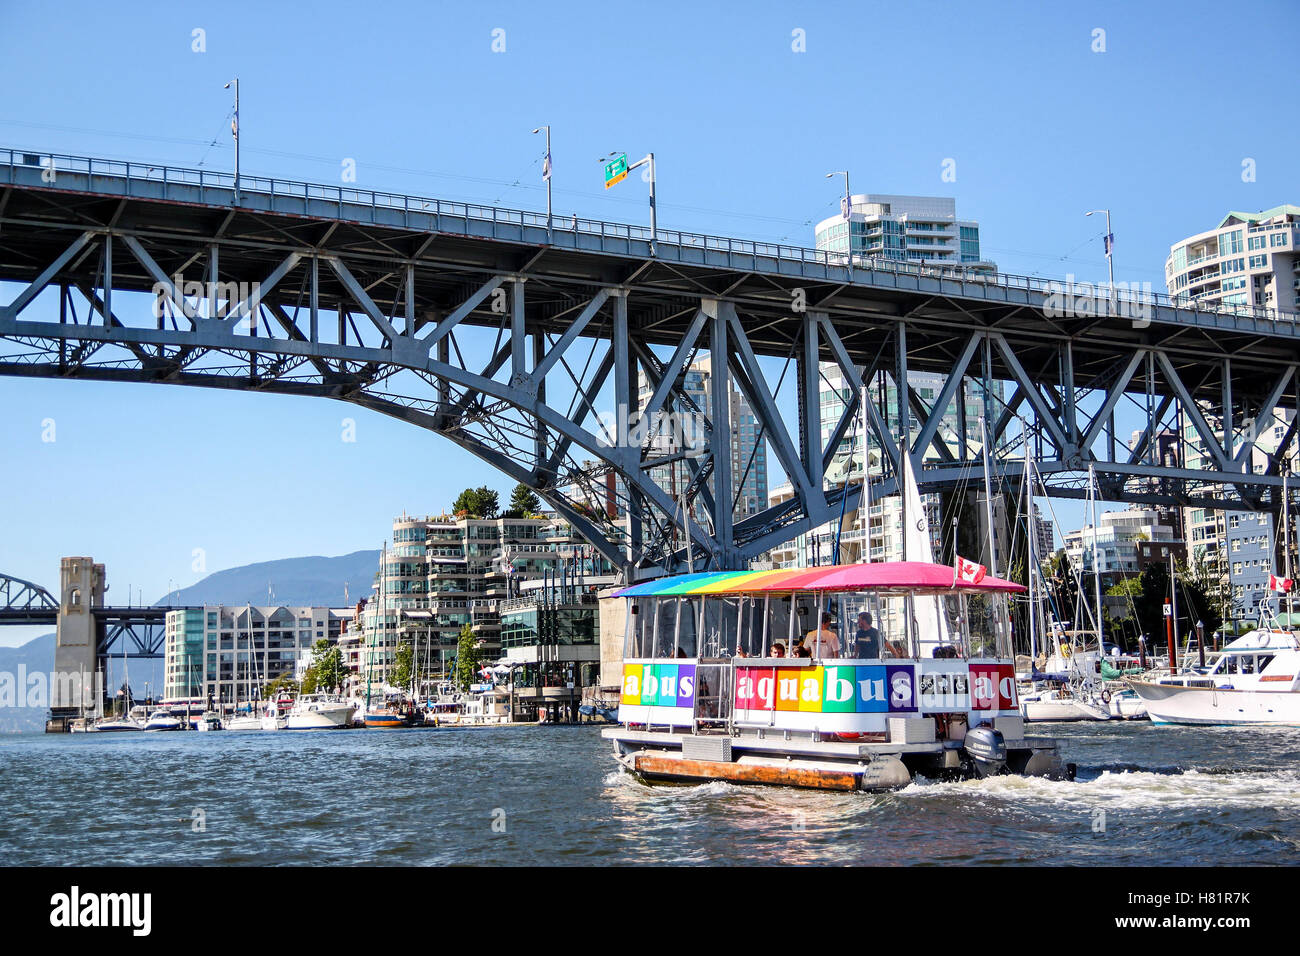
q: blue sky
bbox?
[1,0,1297,644]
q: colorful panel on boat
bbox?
[650,664,679,706]
[969,663,1018,710]
[620,663,643,706]
[796,667,825,712]
[675,664,697,707]
[775,667,803,711]
[822,666,858,713]
[918,663,971,710]
[622,662,699,708]
[886,664,918,712]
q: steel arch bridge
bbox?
[3,147,1300,576]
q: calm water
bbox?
[1,722,1298,865]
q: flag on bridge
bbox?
[954,556,987,585]
[542,151,551,181]
[1103,233,1114,255]
[1270,573,1293,593]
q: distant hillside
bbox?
[0,633,55,733]
[161,550,380,608]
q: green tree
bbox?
[390,640,413,689]
[454,623,480,692]
[506,483,542,518]
[309,638,348,693]
[452,486,500,519]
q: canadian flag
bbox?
[955,556,987,584]
[1270,573,1293,593]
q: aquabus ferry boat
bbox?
[603,562,1071,792]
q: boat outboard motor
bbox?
[963,724,1007,777]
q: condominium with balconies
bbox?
[1165,205,1299,313]
[814,193,996,272]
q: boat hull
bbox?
[604,727,1071,792]
[363,714,413,728]
[285,704,355,730]
[94,720,142,732]
[1020,697,1110,722]
[1128,679,1300,725]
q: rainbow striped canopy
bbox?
[613,561,1026,598]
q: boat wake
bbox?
[902,766,1300,811]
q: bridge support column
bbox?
[49,556,104,729]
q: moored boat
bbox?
[285,694,356,730]
[143,708,184,731]
[604,561,1072,792]
[1127,628,1300,725]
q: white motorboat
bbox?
[224,712,263,731]
[68,717,98,733]
[196,711,224,731]
[1127,629,1300,725]
[143,709,183,731]
[284,694,356,730]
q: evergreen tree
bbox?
[454,623,480,691]
[508,483,542,517]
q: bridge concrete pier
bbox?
[47,556,104,731]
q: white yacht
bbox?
[284,694,356,730]
[1127,629,1300,724]
[224,707,264,732]
[143,709,184,731]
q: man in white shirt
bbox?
[802,612,841,658]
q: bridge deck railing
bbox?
[3,146,1298,326]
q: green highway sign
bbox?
[604,153,628,189]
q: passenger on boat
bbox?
[803,613,841,657]
[853,612,881,657]
[795,645,812,658]
[771,642,786,658]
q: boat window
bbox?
[653,600,679,658]
[1239,655,1256,675]
[737,597,764,657]
[1258,654,1275,672]
[1223,656,1238,675]
[699,597,740,658]
[677,598,699,657]
[766,598,793,655]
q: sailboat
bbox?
[1020,464,1113,722]
[95,640,143,731]
[225,608,265,731]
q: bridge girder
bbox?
[4,154,1300,577]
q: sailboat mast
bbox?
[1089,464,1103,656]
[1025,432,1038,663]
[1286,468,1294,622]
[979,416,998,577]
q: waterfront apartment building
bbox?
[1165,205,1299,313]
[814,193,996,272]
[163,605,350,705]
[1063,508,1179,580]
[356,513,615,689]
